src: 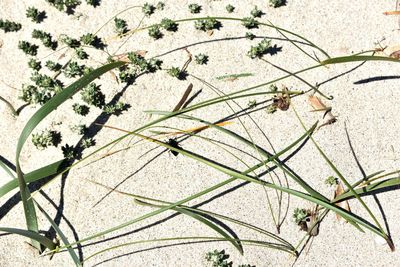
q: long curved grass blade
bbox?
[135,199,244,254]
[0,227,56,251]
[14,61,126,250]
[321,55,400,65]
[35,201,81,266]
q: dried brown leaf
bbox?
[334,182,351,222]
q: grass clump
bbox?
[26,7,46,23]
[31,129,62,150]
[18,41,39,56]
[0,19,21,32]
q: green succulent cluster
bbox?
[28,58,42,71]
[195,53,208,65]
[250,6,263,18]
[247,38,272,59]
[189,3,201,14]
[242,17,259,29]
[293,208,308,224]
[45,0,81,12]
[18,41,39,56]
[81,83,106,108]
[160,18,178,32]
[45,60,62,71]
[194,18,221,32]
[61,35,81,48]
[148,25,163,39]
[26,7,46,23]
[0,19,21,32]
[72,103,90,116]
[103,101,129,115]
[114,17,128,35]
[269,0,286,8]
[32,29,58,50]
[205,250,232,267]
[226,4,235,13]
[32,130,62,150]
[142,3,155,16]
[127,52,163,73]
[64,61,84,78]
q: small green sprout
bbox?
[269,84,278,92]
[205,250,232,267]
[194,53,208,65]
[0,19,21,32]
[80,33,95,45]
[114,17,128,35]
[293,208,308,224]
[45,0,81,12]
[242,17,259,29]
[81,137,96,149]
[18,41,39,56]
[82,66,94,75]
[45,60,62,71]
[188,3,201,14]
[26,7,46,23]
[20,84,39,104]
[266,104,277,114]
[148,25,163,39]
[32,129,62,150]
[160,18,178,31]
[70,124,87,135]
[247,100,257,109]
[325,176,338,186]
[269,0,286,8]
[61,35,80,48]
[226,4,235,13]
[28,58,42,71]
[72,103,90,116]
[81,83,105,108]
[245,32,256,40]
[250,6,263,18]
[64,61,84,77]
[142,3,155,16]
[167,67,187,80]
[30,71,57,88]
[32,29,58,50]
[247,38,272,58]
[75,48,88,59]
[156,1,165,10]
[118,66,136,84]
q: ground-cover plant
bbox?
[0,2,399,267]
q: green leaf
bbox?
[0,227,56,251]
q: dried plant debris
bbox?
[308,95,336,129]
[268,86,290,113]
[293,208,320,236]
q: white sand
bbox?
[0,0,400,266]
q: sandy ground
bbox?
[0,0,400,266]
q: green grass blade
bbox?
[35,201,81,266]
[135,199,244,254]
[321,55,400,65]
[0,227,56,251]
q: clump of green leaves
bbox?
[242,17,259,29]
[72,103,90,116]
[148,25,163,39]
[64,61,84,77]
[81,83,105,108]
[75,48,88,59]
[195,53,208,65]
[160,18,178,31]
[0,19,21,32]
[189,3,201,14]
[26,7,46,23]
[194,18,221,32]
[269,0,286,8]
[32,30,58,50]
[70,123,87,135]
[32,129,62,150]
[86,0,100,7]
[247,38,272,58]
[60,35,80,48]
[45,0,81,13]
[205,250,232,267]
[104,101,129,116]
[245,32,256,40]
[167,66,187,80]
[226,4,235,13]
[293,208,308,224]
[18,41,39,56]
[142,3,155,16]
[156,1,165,10]
[80,33,105,49]
[45,60,62,71]
[81,137,96,149]
[21,72,62,105]
[28,58,42,71]
[114,17,128,35]
[250,6,263,18]
[62,144,79,160]
[127,52,163,73]
[325,176,338,186]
